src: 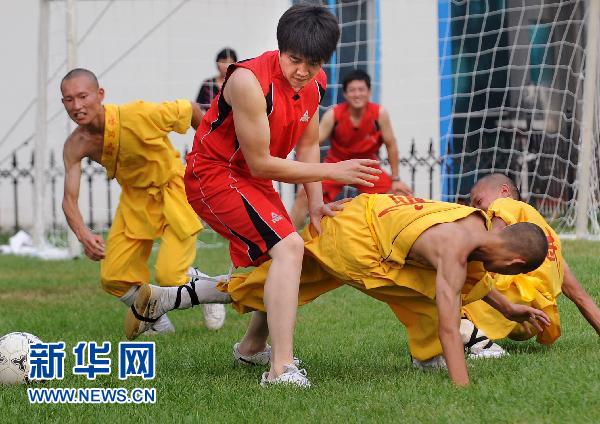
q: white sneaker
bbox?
[260,364,311,388]
[412,355,447,370]
[143,314,175,336]
[203,304,226,330]
[233,343,302,366]
[233,342,272,366]
[461,318,508,359]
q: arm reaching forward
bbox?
[483,288,550,332]
[62,136,105,261]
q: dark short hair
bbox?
[475,173,521,200]
[277,3,340,64]
[342,69,371,91]
[500,222,548,272]
[216,47,237,63]
[61,68,99,89]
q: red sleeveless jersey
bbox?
[185,50,326,199]
[324,102,382,163]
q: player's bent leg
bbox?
[156,227,227,331]
[124,274,232,340]
[460,317,507,359]
[187,268,227,331]
[100,210,153,297]
[262,232,310,387]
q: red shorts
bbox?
[186,174,295,267]
[321,167,392,203]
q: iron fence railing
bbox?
[0,140,441,233]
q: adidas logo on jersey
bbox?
[300,110,310,122]
[271,212,283,223]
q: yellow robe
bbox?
[462,198,563,345]
[219,194,493,360]
[99,100,202,297]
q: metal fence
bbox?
[0,140,441,234]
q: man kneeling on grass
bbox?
[459,173,600,359]
[126,193,550,386]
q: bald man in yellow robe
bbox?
[463,173,600,356]
[61,68,225,333]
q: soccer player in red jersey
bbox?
[183,4,380,387]
[290,69,412,228]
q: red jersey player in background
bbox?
[126,4,382,388]
[290,69,412,228]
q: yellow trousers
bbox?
[100,206,197,297]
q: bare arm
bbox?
[62,138,105,260]
[561,260,600,335]
[379,108,411,195]
[224,68,381,184]
[318,108,335,144]
[435,255,469,386]
[483,288,550,332]
[296,111,328,233]
[190,102,204,130]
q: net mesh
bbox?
[439,0,600,236]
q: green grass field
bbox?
[0,235,599,423]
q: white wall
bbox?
[380,0,440,198]
[0,0,441,231]
[0,0,288,231]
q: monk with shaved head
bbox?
[60,68,228,334]
[460,173,600,359]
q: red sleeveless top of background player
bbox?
[185,50,326,200]
[324,102,382,163]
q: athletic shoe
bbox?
[260,364,311,388]
[461,317,508,359]
[125,284,165,340]
[411,355,447,370]
[233,343,301,366]
[233,342,272,366]
[203,304,226,330]
[143,314,175,336]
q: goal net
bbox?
[439,0,600,237]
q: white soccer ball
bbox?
[0,332,43,385]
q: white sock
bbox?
[119,286,139,307]
[155,274,231,314]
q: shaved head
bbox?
[498,222,548,273]
[470,173,520,210]
[474,173,520,199]
[61,68,99,90]
[60,68,104,126]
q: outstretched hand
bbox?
[308,198,351,234]
[329,159,382,187]
[505,304,550,333]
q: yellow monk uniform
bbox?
[99,100,203,297]
[462,198,563,345]
[220,194,493,360]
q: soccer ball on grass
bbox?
[0,332,43,385]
